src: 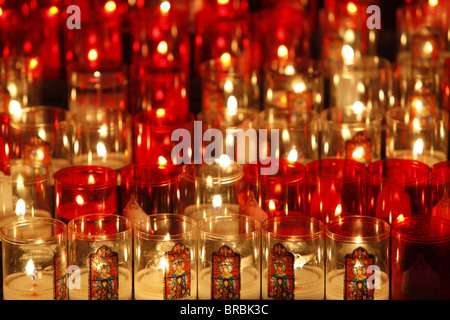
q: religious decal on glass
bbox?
[211,245,240,300]
[89,245,119,300]
[268,243,294,300]
[344,247,375,300]
[164,242,191,300]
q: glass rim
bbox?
[244,159,305,184]
[67,213,132,241]
[9,106,72,130]
[197,214,261,241]
[261,216,324,241]
[72,109,132,126]
[325,215,391,243]
[134,109,195,128]
[320,105,382,128]
[431,161,450,183]
[306,158,368,183]
[133,213,197,241]
[391,215,450,243]
[386,108,449,129]
[258,108,320,129]
[54,165,117,189]
[368,158,430,184]
[1,217,67,245]
[181,163,244,184]
[120,163,182,186]
[0,159,52,184]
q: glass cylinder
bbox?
[129,59,189,115]
[9,106,73,174]
[304,159,367,224]
[240,159,304,222]
[325,215,391,300]
[1,218,68,300]
[200,53,260,111]
[67,62,128,114]
[134,108,195,165]
[0,113,11,168]
[197,107,258,164]
[0,160,53,228]
[258,108,320,165]
[67,214,132,300]
[197,214,261,300]
[261,216,325,300]
[386,107,448,167]
[71,109,132,171]
[391,215,450,300]
[327,56,393,111]
[54,166,118,223]
[367,159,431,224]
[134,214,197,300]
[0,57,43,112]
[121,163,183,225]
[320,104,382,164]
[263,58,323,112]
[431,161,450,219]
[181,163,243,221]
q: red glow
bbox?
[157,41,168,55]
[347,2,357,15]
[88,49,98,61]
[28,58,39,70]
[104,1,117,13]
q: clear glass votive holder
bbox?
[2,218,68,300]
[261,216,325,300]
[133,214,197,300]
[67,214,133,300]
[197,214,261,300]
[325,215,391,300]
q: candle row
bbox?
[2,213,449,300]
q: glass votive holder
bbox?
[199,53,260,111]
[325,215,391,300]
[54,166,118,223]
[258,108,320,165]
[391,215,450,300]
[0,160,53,228]
[197,214,261,300]
[133,214,197,300]
[261,216,325,300]
[0,57,43,111]
[304,159,367,224]
[67,214,133,300]
[134,108,195,165]
[385,107,448,167]
[431,161,450,219]
[367,159,431,224]
[10,106,73,174]
[181,163,243,221]
[327,55,393,111]
[120,163,183,225]
[240,159,305,222]
[263,58,323,112]
[129,59,189,115]
[1,218,68,300]
[320,104,383,164]
[67,62,128,114]
[197,107,259,164]
[71,109,132,171]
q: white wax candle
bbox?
[392,150,447,167]
[134,269,197,300]
[72,153,130,171]
[68,267,132,300]
[325,269,389,300]
[261,266,324,300]
[51,158,72,174]
[183,204,240,222]
[198,267,260,300]
[3,271,55,300]
[0,209,52,229]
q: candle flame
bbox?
[47,5,59,17]
[158,156,168,165]
[96,142,107,158]
[9,100,22,117]
[160,1,171,14]
[15,199,26,219]
[26,260,36,280]
[76,195,85,206]
[287,149,298,162]
[347,2,358,14]
[352,101,364,114]
[220,52,231,67]
[156,108,166,118]
[157,41,168,55]
[429,0,438,7]
[335,204,342,216]
[226,96,238,115]
[218,154,231,168]
[355,236,362,244]
[268,200,276,212]
[88,49,98,61]
[212,194,222,208]
[104,1,117,13]
[277,45,288,60]
[28,58,39,70]
[159,257,169,271]
[217,0,229,5]
[342,45,355,62]
[413,138,424,156]
[397,214,405,222]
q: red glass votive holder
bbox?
[54,166,118,223]
[367,159,431,224]
[0,113,11,168]
[304,159,367,224]
[240,159,305,222]
[134,108,195,165]
[129,59,189,115]
[120,163,183,225]
[431,161,450,219]
[391,216,450,300]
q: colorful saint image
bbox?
[344,247,375,300]
[268,243,294,300]
[164,242,191,300]
[211,245,240,300]
[53,251,67,300]
[89,245,119,300]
